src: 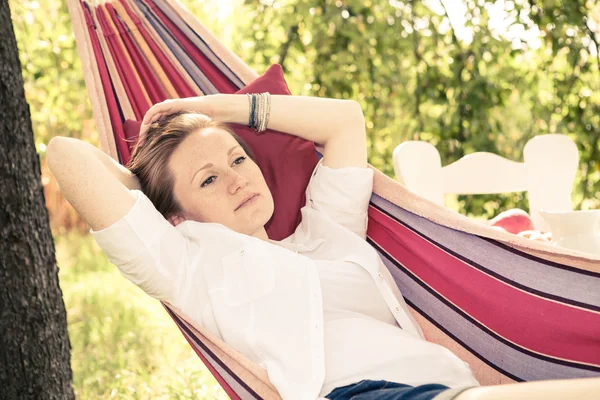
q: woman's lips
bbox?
[235,194,259,211]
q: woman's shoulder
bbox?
[308,158,374,183]
[176,220,263,257]
[306,160,373,209]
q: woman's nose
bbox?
[228,171,249,194]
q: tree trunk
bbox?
[0,1,74,398]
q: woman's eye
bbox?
[233,156,246,166]
[201,176,216,188]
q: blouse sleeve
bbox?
[90,190,189,303]
[306,159,374,239]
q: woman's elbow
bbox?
[347,100,365,121]
[46,136,74,176]
[347,101,366,137]
[47,137,63,169]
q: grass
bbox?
[55,232,227,399]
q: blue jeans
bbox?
[325,380,452,400]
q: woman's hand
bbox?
[138,97,217,145]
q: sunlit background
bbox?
[9,0,600,398]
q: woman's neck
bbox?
[252,227,269,241]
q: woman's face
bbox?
[168,127,274,236]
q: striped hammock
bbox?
[66,0,600,398]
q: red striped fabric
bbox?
[118,0,196,98]
[183,336,241,400]
[368,205,600,367]
[140,0,238,94]
[106,3,167,104]
[166,311,242,400]
[96,4,151,119]
[82,1,129,163]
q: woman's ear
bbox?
[167,213,186,227]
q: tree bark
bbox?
[0,1,74,398]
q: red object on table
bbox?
[489,208,535,234]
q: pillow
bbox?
[122,64,319,240]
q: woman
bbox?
[47,94,598,400]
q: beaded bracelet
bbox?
[256,93,263,132]
[246,93,272,133]
[257,93,265,132]
[247,93,256,129]
[262,93,268,132]
[263,92,271,132]
[246,94,253,128]
[259,93,269,132]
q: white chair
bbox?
[392,134,579,231]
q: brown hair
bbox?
[127,112,254,218]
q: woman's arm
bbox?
[213,94,367,169]
[139,94,368,169]
[46,136,140,231]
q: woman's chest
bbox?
[179,238,320,339]
[315,259,396,324]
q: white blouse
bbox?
[91,160,479,400]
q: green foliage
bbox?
[238,0,600,217]
[10,0,98,150]
[56,233,227,399]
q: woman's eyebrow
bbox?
[190,145,242,184]
[227,145,241,156]
[190,163,213,184]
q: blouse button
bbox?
[378,273,383,279]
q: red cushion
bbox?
[123,64,319,240]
